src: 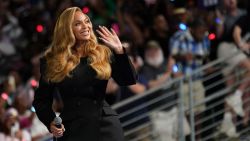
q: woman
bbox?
[32,7,137,141]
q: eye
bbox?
[85,19,90,24]
[75,23,80,26]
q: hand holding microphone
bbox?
[50,116,65,138]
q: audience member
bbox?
[169,17,210,139]
[141,40,174,89]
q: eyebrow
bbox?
[74,17,89,23]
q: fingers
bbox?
[98,37,108,43]
[102,26,113,36]
[110,28,117,36]
[96,30,106,39]
[96,26,118,37]
[50,123,65,138]
[96,26,113,46]
[97,26,112,37]
[96,25,122,51]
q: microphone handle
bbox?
[55,124,62,128]
[54,124,62,141]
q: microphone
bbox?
[54,116,62,128]
[53,116,62,140]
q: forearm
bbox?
[148,72,171,88]
[172,54,191,63]
[129,84,146,94]
[33,88,55,132]
[233,25,243,47]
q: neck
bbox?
[155,30,167,38]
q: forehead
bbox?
[74,11,88,21]
[147,47,160,52]
[193,25,206,31]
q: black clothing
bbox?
[221,9,246,42]
[235,15,250,56]
[33,53,137,141]
[141,61,167,81]
[235,15,250,40]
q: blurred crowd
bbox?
[0,0,250,140]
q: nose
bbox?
[81,23,87,29]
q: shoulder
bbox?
[170,30,187,42]
[141,63,153,73]
[39,56,47,73]
[39,55,51,81]
[235,15,248,26]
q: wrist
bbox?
[164,71,171,77]
[115,46,125,54]
[238,41,244,48]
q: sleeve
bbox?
[235,16,245,29]
[32,57,55,132]
[111,49,137,86]
[235,16,247,36]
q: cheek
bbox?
[88,23,93,30]
[72,28,80,39]
[73,26,81,33]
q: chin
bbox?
[80,36,91,41]
[82,38,90,41]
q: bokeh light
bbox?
[208,33,216,40]
[30,79,38,87]
[82,6,89,14]
[1,93,8,101]
[36,24,44,33]
[179,23,187,31]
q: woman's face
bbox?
[72,11,92,41]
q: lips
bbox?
[80,30,90,36]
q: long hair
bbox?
[44,7,112,82]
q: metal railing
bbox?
[112,51,250,141]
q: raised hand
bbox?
[96,26,124,54]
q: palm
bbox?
[96,26,122,52]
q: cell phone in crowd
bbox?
[172,64,179,73]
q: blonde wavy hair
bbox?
[44,7,112,82]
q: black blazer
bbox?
[32,52,137,141]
